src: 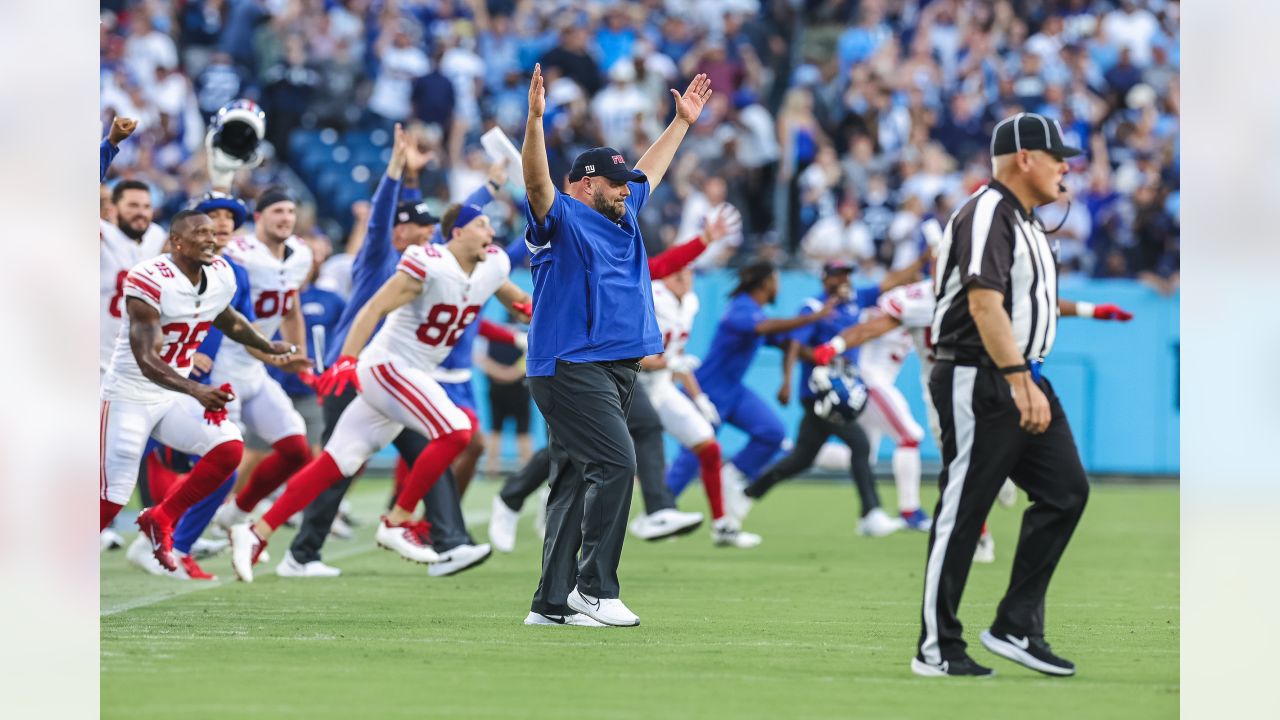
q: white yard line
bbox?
[101,510,491,617]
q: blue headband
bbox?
[452,204,484,233]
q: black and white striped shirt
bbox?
[931,179,1058,362]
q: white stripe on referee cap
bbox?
[1034,113,1051,149]
[919,365,977,666]
[1013,112,1025,152]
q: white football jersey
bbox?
[216,234,313,382]
[859,280,938,386]
[361,244,511,370]
[101,254,238,403]
[101,220,167,372]
[647,280,700,383]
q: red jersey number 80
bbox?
[254,289,298,318]
[415,304,481,347]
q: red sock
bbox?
[696,442,726,520]
[146,450,179,503]
[235,435,312,512]
[154,440,244,526]
[393,456,411,500]
[394,428,471,513]
[100,499,124,530]
[261,451,344,530]
[981,521,989,535]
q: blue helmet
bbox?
[190,190,248,229]
[209,99,266,162]
[808,365,868,423]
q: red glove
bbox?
[297,370,318,388]
[511,301,533,318]
[1093,303,1133,321]
[812,337,846,366]
[316,355,360,398]
[204,383,235,426]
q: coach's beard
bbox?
[591,194,625,222]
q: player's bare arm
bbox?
[273,294,312,373]
[338,271,424,357]
[126,297,232,410]
[970,288,1050,434]
[522,64,555,222]
[495,281,533,323]
[877,249,931,293]
[778,338,798,406]
[634,74,712,191]
[211,305,295,359]
[835,313,903,351]
[755,299,835,336]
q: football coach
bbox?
[913,112,1090,677]
[518,64,711,627]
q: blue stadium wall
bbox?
[455,270,1179,477]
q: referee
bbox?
[913,112,1089,678]
[519,64,712,627]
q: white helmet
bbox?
[209,99,266,162]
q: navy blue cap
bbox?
[822,260,855,276]
[395,200,440,226]
[568,147,646,183]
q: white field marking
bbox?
[101,509,492,617]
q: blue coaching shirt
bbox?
[523,181,663,376]
[793,286,881,400]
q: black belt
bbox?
[932,348,998,367]
[598,357,643,371]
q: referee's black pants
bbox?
[499,383,674,515]
[529,360,638,615]
[917,362,1089,665]
[745,401,882,516]
[289,385,473,564]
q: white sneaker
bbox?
[126,535,171,576]
[276,551,341,578]
[974,532,996,564]
[857,508,905,537]
[488,496,520,553]
[329,515,354,540]
[533,486,549,540]
[228,523,266,583]
[720,464,753,523]
[523,611,606,627]
[190,536,228,559]
[997,479,1018,508]
[374,517,440,564]
[213,501,249,533]
[711,518,762,548]
[629,508,704,541]
[100,528,125,552]
[428,543,493,577]
[566,587,639,627]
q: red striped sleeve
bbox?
[125,273,162,304]
[397,257,427,280]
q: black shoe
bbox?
[910,654,995,677]
[980,630,1076,676]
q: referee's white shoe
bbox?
[523,611,606,627]
[567,587,639,627]
[629,508,703,541]
[910,655,995,678]
[980,630,1076,676]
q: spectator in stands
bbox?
[801,195,875,273]
[368,21,429,124]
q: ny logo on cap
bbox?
[585,164,595,174]
[416,203,429,213]
[612,155,625,164]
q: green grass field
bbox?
[101,477,1178,719]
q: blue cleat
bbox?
[901,509,932,533]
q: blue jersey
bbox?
[100,139,120,182]
[695,293,768,403]
[190,258,255,384]
[792,287,881,400]
[523,182,662,376]
[269,285,346,396]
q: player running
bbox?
[101,210,295,571]
[227,204,532,581]
[209,187,316,531]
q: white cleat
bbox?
[228,523,267,582]
[276,551,341,578]
[428,543,493,577]
[629,508,704,541]
[720,464,753,523]
[566,587,640,627]
[997,479,1018,508]
[533,486,549,540]
[329,515,354,540]
[212,501,249,534]
[973,532,996,564]
[857,508,906,537]
[523,611,606,627]
[126,535,171,576]
[711,518,762,548]
[101,527,125,552]
[488,495,520,553]
[190,536,229,559]
[374,517,440,564]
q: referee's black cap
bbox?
[991,112,1082,159]
[568,147,647,183]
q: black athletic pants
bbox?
[499,382,674,515]
[916,362,1089,664]
[745,401,882,516]
[289,385,473,564]
[529,360,639,615]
